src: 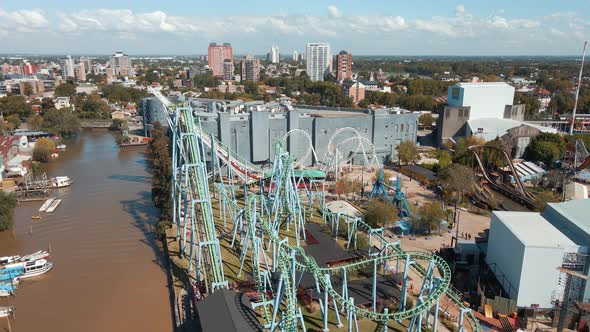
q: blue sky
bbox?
[0,1,588,55]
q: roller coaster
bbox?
[468,145,537,208]
[150,88,480,332]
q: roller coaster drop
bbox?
[151,88,480,332]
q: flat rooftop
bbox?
[546,200,590,235]
[493,211,578,249]
[326,200,364,219]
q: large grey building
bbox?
[142,97,418,165]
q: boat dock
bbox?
[45,199,62,213]
[39,198,56,212]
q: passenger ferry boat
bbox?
[51,176,72,188]
[19,259,53,279]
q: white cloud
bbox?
[0,8,48,34]
[0,7,588,55]
[455,4,466,16]
[327,5,342,19]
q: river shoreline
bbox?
[0,130,173,331]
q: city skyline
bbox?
[0,1,589,56]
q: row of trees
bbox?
[0,191,17,232]
[148,123,172,238]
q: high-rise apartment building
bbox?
[80,57,92,74]
[336,50,352,81]
[305,43,331,81]
[222,59,234,81]
[270,45,280,64]
[74,62,86,81]
[110,52,133,76]
[292,50,299,62]
[60,55,75,78]
[240,55,261,82]
[208,42,233,77]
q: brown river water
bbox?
[0,130,173,332]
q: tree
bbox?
[418,113,434,129]
[79,94,111,119]
[396,140,418,165]
[54,82,77,97]
[23,82,34,96]
[149,122,173,238]
[35,138,56,151]
[32,145,51,163]
[0,95,32,117]
[0,191,17,231]
[364,199,397,228]
[27,114,44,130]
[525,132,565,166]
[526,140,561,166]
[409,202,445,234]
[514,92,541,119]
[437,150,452,170]
[42,108,80,137]
[5,114,20,130]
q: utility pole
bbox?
[570,41,587,135]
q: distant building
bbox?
[208,42,233,77]
[22,62,36,75]
[54,97,71,109]
[60,55,75,78]
[336,50,352,81]
[240,55,260,82]
[292,50,299,62]
[342,81,365,104]
[109,52,133,76]
[269,45,280,64]
[222,59,234,81]
[74,63,86,81]
[437,82,532,149]
[305,43,331,82]
[80,57,92,74]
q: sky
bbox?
[0,0,589,56]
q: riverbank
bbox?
[0,130,173,331]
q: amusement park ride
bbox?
[148,87,480,332]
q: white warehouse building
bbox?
[447,82,516,120]
[486,211,583,308]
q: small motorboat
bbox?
[32,215,41,220]
[19,250,50,263]
[55,144,67,151]
[0,306,15,318]
[0,255,21,265]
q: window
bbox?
[477,128,484,133]
[452,87,460,99]
[445,109,451,119]
[458,109,463,117]
[464,109,470,118]
[400,124,405,132]
[394,125,399,132]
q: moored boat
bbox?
[0,255,21,265]
[18,259,53,279]
[0,306,15,318]
[51,176,71,188]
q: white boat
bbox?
[39,198,56,212]
[56,144,67,151]
[19,250,50,263]
[46,199,62,213]
[18,259,53,279]
[0,289,12,297]
[51,176,71,188]
[0,306,15,318]
[0,255,21,265]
